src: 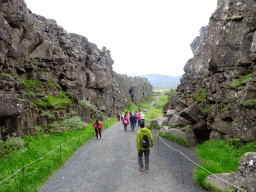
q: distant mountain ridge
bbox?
[127,74,181,87]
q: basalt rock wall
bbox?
[0,0,152,140]
[163,0,256,143]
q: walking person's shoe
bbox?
[145,170,149,173]
[139,168,144,171]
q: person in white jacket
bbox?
[140,112,145,125]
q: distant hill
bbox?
[128,74,181,87]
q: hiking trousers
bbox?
[124,124,128,131]
[138,149,150,171]
[96,132,101,138]
[130,122,135,131]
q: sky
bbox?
[24,0,218,76]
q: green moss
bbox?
[217,1,224,9]
[80,100,95,110]
[16,59,20,61]
[226,15,244,21]
[189,88,207,103]
[37,67,46,74]
[231,74,252,88]
[240,98,256,108]
[181,125,191,131]
[34,91,72,109]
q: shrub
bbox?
[61,116,88,130]
[146,125,160,130]
[189,88,207,103]
[80,100,95,110]
[3,133,27,156]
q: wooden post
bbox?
[179,152,185,184]
[22,165,24,190]
[158,136,159,156]
[60,144,61,164]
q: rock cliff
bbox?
[163,0,256,144]
[0,0,152,140]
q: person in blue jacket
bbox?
[129,112,136,132]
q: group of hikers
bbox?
[92,110,154,173]
[117,110,145,132]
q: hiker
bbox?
[121,112,124,121]
[117,111,120,121]
[137,112,141,126]
[134,112,138,127]
[136,122,154,173]
[140,112,145,125]
[122,114,130,132]
[93,120,103,140]
[129,112,136,132]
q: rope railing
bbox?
[151,133,248,192]
[0,126,95,187]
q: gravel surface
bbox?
[39,121,209,192]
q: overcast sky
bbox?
[25,0,218,76]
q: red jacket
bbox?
[122,117,129,125]
[93,122,103,133]
[137,114,141,121]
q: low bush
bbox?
[61,116,88,130]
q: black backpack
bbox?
[142,133,150,148]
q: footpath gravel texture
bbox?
[39,121,209,192]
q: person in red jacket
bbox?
[137,113,141,126]
[93,120,103,140]
[122,114,130,132]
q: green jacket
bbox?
[136,128,154,150]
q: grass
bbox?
[34,90,72,109]
[157,131,190,147]
[225,15,244,21]
[193,138,256,191]
[231,74,252,89]
[189,88,207,103]
[0,116,117,192]
[240,98,256,108]
[198,105,211,116]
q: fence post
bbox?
[158,136,159,156]
[179,152,185,184]
[60,144,61,164]
[79,133,80,143]
[22,165,24,190]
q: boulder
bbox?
[168,95,189,109]
[150,117,168,128]
[168,114,190,126]
[230,122,256,142]
[166,109,175,121]
[179,102,199,123]
[0,94,22,117]
[209,131,220,140]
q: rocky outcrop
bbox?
[162,0,256,144]
[205,152,256,192]
[0,0,152,140]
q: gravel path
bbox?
[39,121,209,192]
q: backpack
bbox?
[124,119,127,124]
[117,113,120,117]
[95,126,100,131]
[142,133,150,148]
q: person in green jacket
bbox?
[136,122,154,173]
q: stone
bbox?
[209,131,220,140]
[168,114,190,126]
[179,102,199,123]
[0,94,22,117]
[150,117,167,128]
[166,109,175,120]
